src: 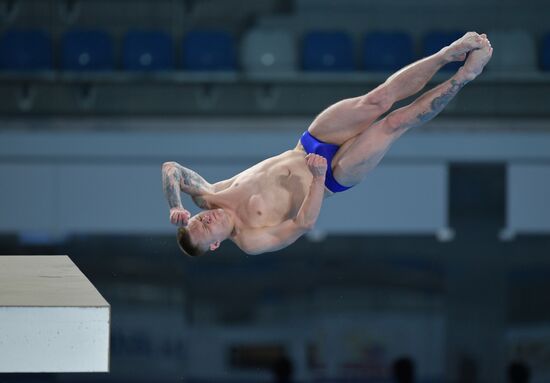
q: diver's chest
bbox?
[244,190,290,225]
[238,180,301,228]
[246,194,268,221]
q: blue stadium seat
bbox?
[541,33,550,71]
[182,29,236,70]
[123,30,174,71]
[61,29,114,71]
[0,29,52,70]
[423,30,465,71]
[363,31,414,71]
[302,30,354,71]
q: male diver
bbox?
[162,32,493,256]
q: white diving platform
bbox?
[0,255,110,372]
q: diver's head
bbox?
[177,208,233,256]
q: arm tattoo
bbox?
[162,168,183,209]
[416,79,465,124]
[192,196,210,209]
[162,163,212,209]
[179,166,210,194]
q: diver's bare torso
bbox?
[201,145,330,241]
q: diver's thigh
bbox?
[307,95,388,146]
[331,119,398,186]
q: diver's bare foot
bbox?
[443,32,485,63]
[457,39,493,82]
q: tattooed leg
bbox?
[331,41,493,186]
[331,75,470,185]
[388,75,468,133]
[304,32,486,147]
[382,40,493,135]
[378,32,484,103]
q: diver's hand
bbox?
[305,153,327,179]
[170,207,191,226]
[460,36,493,82]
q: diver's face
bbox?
[187,209,230,251]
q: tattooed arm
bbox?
[161,161,213,210]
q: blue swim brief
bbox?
[300,130,352,193]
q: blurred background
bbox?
[1,0,550,382]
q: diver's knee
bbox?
[360,86,393,113]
